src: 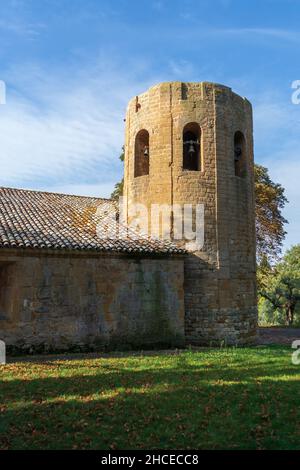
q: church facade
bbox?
[0,82,257,353]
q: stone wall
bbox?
[0,249,185,353]
[124,82,257,345]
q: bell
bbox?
[234,145,242,161]
[144,146,149,157]
[188,143,195,155]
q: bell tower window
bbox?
[134,129,149,177]
[234,131,246,177]
[183,122,201,171]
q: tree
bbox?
[255,164,288,264]
[111,147,124,200]
[259,245,300,326]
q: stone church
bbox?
[0,81,257,353]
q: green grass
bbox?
[0,346,300,450]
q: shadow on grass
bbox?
[1,349,300,450]
[1,348,298,404]
[0,377,300,450]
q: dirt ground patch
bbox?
[258,327,300,345]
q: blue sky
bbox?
[0,0,299,250]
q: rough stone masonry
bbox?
[124,81,257,345]
[0,81,257,353]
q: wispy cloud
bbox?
[0,18,45,37]
[168,59,195,77]
[212,27,300,43]
[152,1,164,10]
[0,60,157,197]
[251,91,300,250]
[254,99,299,143]
[266,146,300,251]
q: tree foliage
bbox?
[259,245,300,326]
[111,147,124,200]
[255,164,288,263]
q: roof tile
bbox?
[0,187,184,255]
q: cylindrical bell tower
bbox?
[124,82,257,345]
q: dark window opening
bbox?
[183,122,201,171]
[181,83,188,100]
[134,129,149,177]
[234,131,246,177]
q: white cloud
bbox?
[251,91,300,251]
[168,59,195,77]
[167,26,300,46]
[254,97,300,251]
[40,182,115,199]
[268,152,300,251]
[152,1,164,10]
[211,27,300,43]
[0,18,45,37]
[0,60,148,196]
[254,97,300,144]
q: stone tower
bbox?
[123,82,257,345]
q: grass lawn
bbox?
[0,345,300,450]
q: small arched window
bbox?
[183,122,201,171]
[234,131,246,177]
[134,129,149,177]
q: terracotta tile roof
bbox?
[0,187,184,255]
